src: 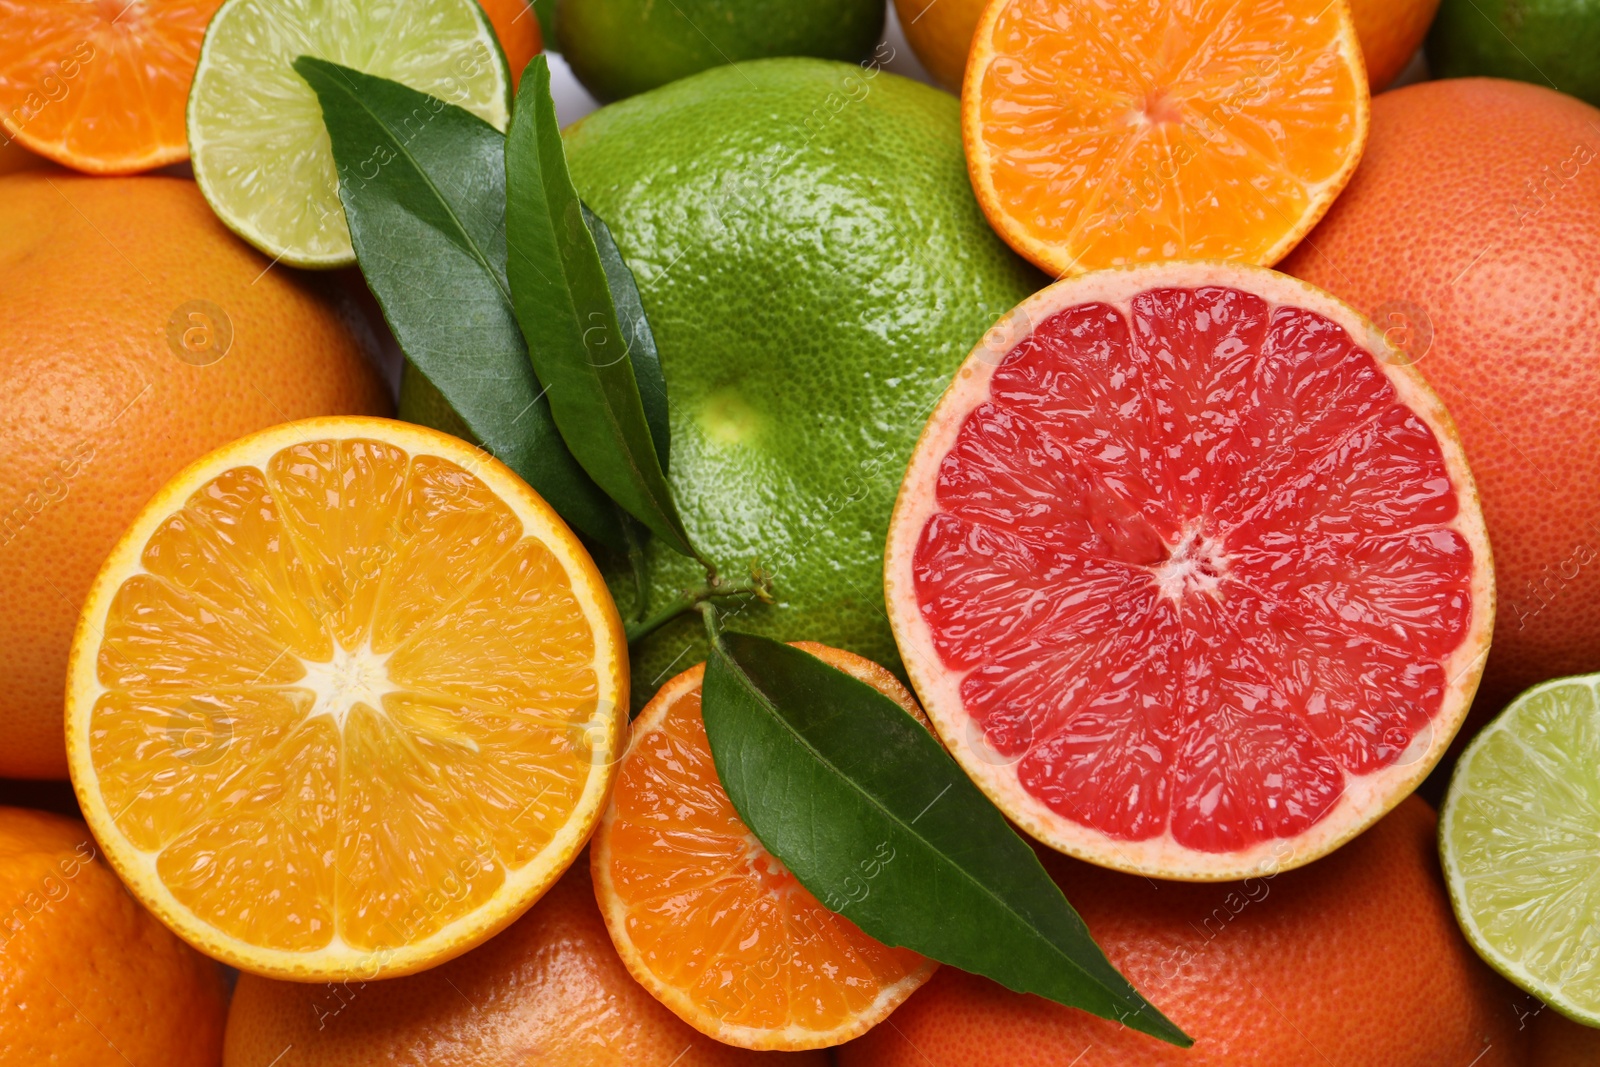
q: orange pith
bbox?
[591,644,937,1051]
[0,0,223,173]
[65,417,626,981]
[962,0,1369,278]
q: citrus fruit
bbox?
[1440,673,1600,1026]
[561,58,1043,709]
[1280,79,1600,718]
[962,0,1369,278]
[1349,0,1440,89]
[0,806,229,1066]
[1429,0,1600,107]
[884,261,1493,881]
[0,173,389,781]
[894,0,986,91]
[223,859,824,1066]
[64,416,627,980]
[0,0,223,174]
[1531,1009,1600,1066]
[556,0,885,103]
[478,0,543,87]
[838,796,1526,1066]
[591,643,937,1050]
[188,0,512,269]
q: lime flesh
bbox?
[188,0,511,268]
[1440,674,1600,1025]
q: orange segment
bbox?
[66,417,626,981]
[591,644,937,1051]
[963,0,1368,276]
[0,0,222,174]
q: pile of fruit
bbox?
[2,0,1600,1063]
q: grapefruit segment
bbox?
[886,263,1492,880]
[591,644,936,1050]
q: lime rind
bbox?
[1440,673,1600,1027]
[188,0,512,269]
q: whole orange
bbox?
[223,858,826,1066]
[0,173,390,780]
[477,0,542,87]
[1348,0,1439,89]
[838,797,1525,1066]
[0,805,228,1065]
[1282,79,1600,721]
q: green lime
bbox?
[188,0,512,268]
[1439,673,1600,1026]
[555,0,886,102]
[562,58,1044,708]
[1428,0,1600,107]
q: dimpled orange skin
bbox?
[223,859,828,1067]
[1282,79,1600,723]
[1347,0,1439,89]
[0,173,390,780]
[838,798,1526,1066]
[0,806,228,1065]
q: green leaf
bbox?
[294,56,622,549]
[585,204,670,471]
[701,631,1192,1049]
[504,57,697,559]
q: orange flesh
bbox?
[0,1,221,173]
[596,659,932,1046]
[968,0,1366,275]
[88,439,603,953]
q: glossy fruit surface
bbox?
[838,797,1526,1066]
[894,0,986,90]
[0,0,222,172]
[963,0,1368,277]
[557,0,885,102]
[1281,78,1600,717]
[1349,0,1439,89]
[1429,0,1600,106]
[66,418,627,980]
[592,644,936,1050]
[886,262,1492,879]
[224,859,823,1066]
[563,59,1043,710]
[0,173,389,780]
[0,806,229,1066]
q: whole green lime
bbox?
[563,58,1043,708]
[556,0,887,102]
[1428,0,1600,106]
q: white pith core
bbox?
[295,643,398,731]
[1152,526,1229,601]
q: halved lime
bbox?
[188,0,512,268]
[1440,674,1600,1026]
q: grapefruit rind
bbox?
[1439,674,1600,1028]
[885,261,1493,881]
[591,654,937,1051]
[64,417,626,981]
[961,0,1371,279]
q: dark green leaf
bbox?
[701,632,1191,1048]
[504,57,697,558]
[294,56,621,548]
[585,204,670,471]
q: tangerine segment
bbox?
[886,263,1492,881]
[963,0,1368,277]
[591,646,936,1051]
[0,0,221,173]
[66,417,626,981]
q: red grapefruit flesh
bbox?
[884,262,1493,880]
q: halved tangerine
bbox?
[0,0,223,174]
[885,262,1493,881]
[963,0,1369,277]
[65,417,626,980]
[591,643,937,1051]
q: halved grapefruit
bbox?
[884,262,1492,881]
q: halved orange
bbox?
[65,417,627,980]
[591,644,937,1051]
[963,0,1369,277]
[0,0,223,174]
